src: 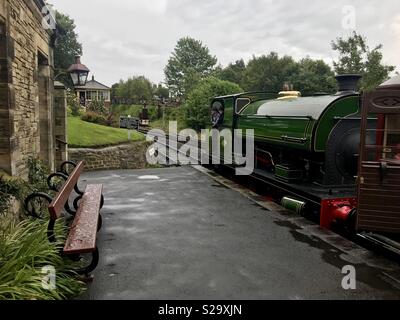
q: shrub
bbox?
[27,158,49,193]
[87,100,107,115]
[80,111,108,126]
[0,158,48,216]
[184,76,243,131]
[0,173,25,216]
[67,91,81,117]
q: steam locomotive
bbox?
[210,74,400,248]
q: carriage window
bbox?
[384,114,400,160]
[235,98,250,114]
[240,100,266,116]
[367,114,400,161]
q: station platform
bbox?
[80,166,400,299]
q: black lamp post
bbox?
[67,55,90,86]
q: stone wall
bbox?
[68,141,151,171]
[0,0,57,178]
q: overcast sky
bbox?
[49,0,400,86]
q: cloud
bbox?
[50,0,400,85]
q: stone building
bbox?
[0,0,67,178]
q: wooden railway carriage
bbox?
[357,75,400,237]
[210,74,400,249]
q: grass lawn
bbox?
[68,116,144,148]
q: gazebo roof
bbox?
[75,76,110,91]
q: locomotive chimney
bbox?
[335,74,362,94]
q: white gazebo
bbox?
[74,75,111,107]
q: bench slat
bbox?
[48,161,85,219]
[63,184,103,254]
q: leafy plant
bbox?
[0,158,86,300]
[86,100,107,115]
[27,158,50,194]
[0,215,86,300]
[80,111,108,126]
[0,173,26,216]
[67,91,81,117]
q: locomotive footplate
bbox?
[247,168,357,230]
[251,168,356,206]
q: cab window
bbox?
[240,100,266,116]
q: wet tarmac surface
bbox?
[80,166,400,299]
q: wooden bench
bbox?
[24,161,104,275]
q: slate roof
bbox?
[75,76,110,90]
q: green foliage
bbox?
[0,159,85,300]
[67,91,81,117]
[288,58,337,96]
[110,83,119,101]
[80,111,108,126]
[228,52,338,96]
[331,31,395,90]
[155,85,169,100]
[332,32,366,74]
[150,107,187,132]
[0,174,24,216]
[215,59,246,87]
[54,11,83,87]
[0,215,85,300]
[164,37,218,98]
[115,76,154,101]
[86,100,107,115]
[242,52,298,92]
[68,116,144,148]
[0,158,50,216]
[184,77,242,131]
[27,158,49,193]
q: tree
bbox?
[155,84,169,100]
[54,11,83,86]
[116,76,154,102]
[216,59,246,87]
[331,31,395,90]
[164,37,218,98]
[184,77,242,131]
[289,58,336,96]
[110,83,120,101]
[242,52,297,92]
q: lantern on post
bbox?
[67,55,90,86]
